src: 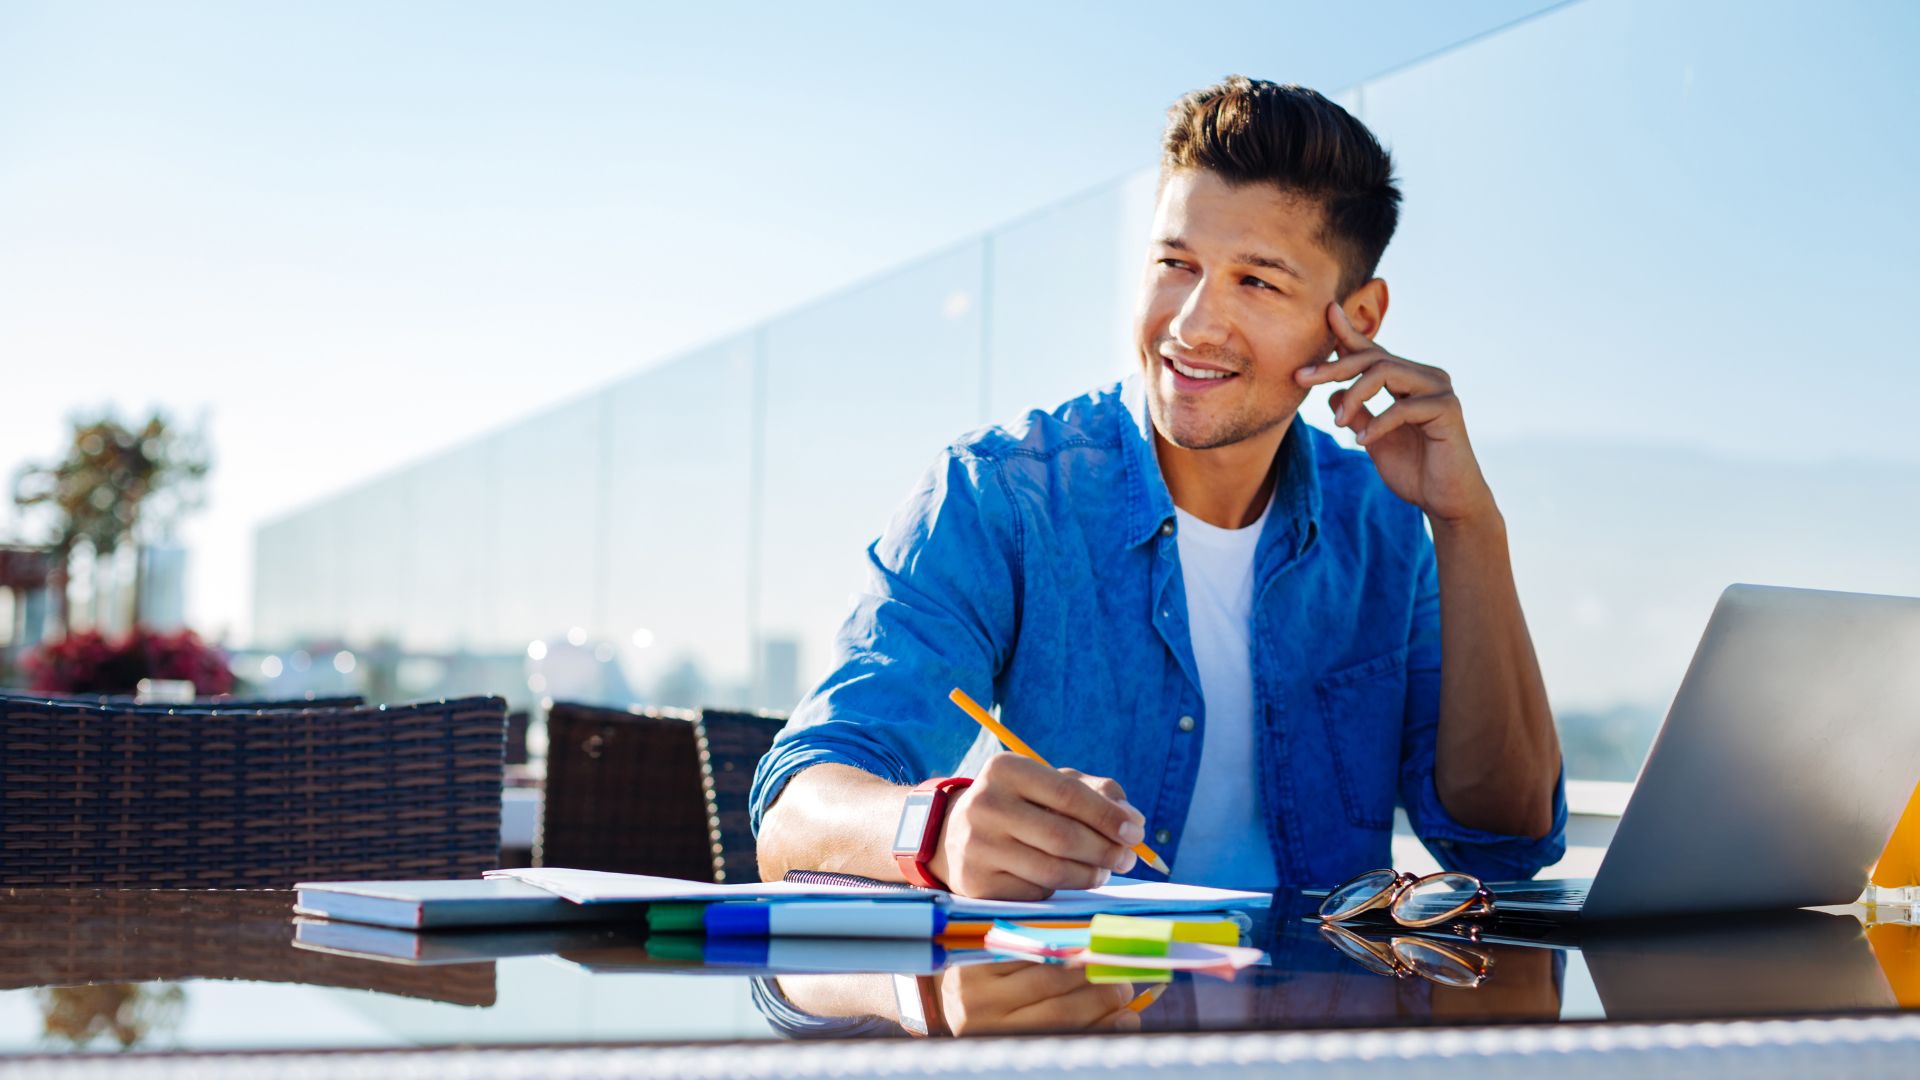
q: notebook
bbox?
[294,878,651,929]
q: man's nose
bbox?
[1168,276,1230,349]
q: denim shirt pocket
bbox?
[1314,646,1409,831]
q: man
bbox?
[750,77,1565,899]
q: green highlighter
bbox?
[646,902,709,934]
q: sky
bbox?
[0,0,1569,641]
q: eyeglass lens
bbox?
[1318,869,1400,920]
[1391,872,1483,925]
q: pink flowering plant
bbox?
[22,627,234,697]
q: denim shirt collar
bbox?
[1119,373,1324,563]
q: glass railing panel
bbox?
[481,394,606,653]
[401,441,497,653]
[602,335,759,710]
[336,470,415,647]
[1351,0,1920,780]
[757,242,989,712]
[983,173,1154,425]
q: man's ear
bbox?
[1341,279,1390,340]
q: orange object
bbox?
[943,919,1090,936]
[1866,923,1920,1009]
[1127,981,1168,1012]
[947,688,1172,876]
[1870,780,1920,889]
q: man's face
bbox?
[1135,169,1346,451]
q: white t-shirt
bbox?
[1167,491,1278,891]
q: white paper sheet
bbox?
[483,868,933,905]
[490,867,1270,918]
[941,877,1270,919]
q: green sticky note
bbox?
[1089,914,1174,957]
[647,902,708,934]
[1171,917,1241,947]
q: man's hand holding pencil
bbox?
[933,689,1171,901]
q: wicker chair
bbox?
[537,702,712,880]
[0,695,506,888]
[693,708,788,884]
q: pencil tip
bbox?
[1147,854,1171,876]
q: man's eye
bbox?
[1242,275,1278,291]
[1158,258,1193,271]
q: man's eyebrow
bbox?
[1154,236,1304,281]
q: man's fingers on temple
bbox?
[1300,347,1392,384]
[1331,392,1374,433]
[1339,360,1447,420]
[1327,302,1374,350]
[1357,394,1454,444]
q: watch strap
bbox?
[894,776,972,890]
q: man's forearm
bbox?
[1430,510,1561,839]
[756,763,914,883]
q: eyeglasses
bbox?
[1317,868,1495,928]
[1318,922,1495,989]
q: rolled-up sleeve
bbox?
[749,448,1022,835]
[1397,532,1568,881]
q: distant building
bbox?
[138,545,188,630]
[755,636,801,714]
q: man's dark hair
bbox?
[1162,76,1401,298]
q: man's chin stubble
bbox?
[1150,395,1295,452]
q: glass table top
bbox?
[0,889,1913,1055]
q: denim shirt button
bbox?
[1159,520,1174,537]
[1154,828,1171,845]
[1177,715,1195,732]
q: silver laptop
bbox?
[1492,583,1920,922]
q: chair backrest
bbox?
[504,710,531,766]
[537,702,712,880]
[0,696,504,888]
[0,691,366,710]
[693,708,789,884]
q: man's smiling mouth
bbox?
[1163,352,1237,381]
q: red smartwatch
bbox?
[892,776,972,890]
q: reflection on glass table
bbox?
[1318,922,1494,989]
[3,889,1917,1056]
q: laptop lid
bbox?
[1583,584,1920,920]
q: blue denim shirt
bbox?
[749,376,1566,888]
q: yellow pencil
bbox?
[1126,981,1169,1012]
[947,687,1172,876]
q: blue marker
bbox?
[703,900,947,939]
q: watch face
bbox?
[894,792,936,853]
